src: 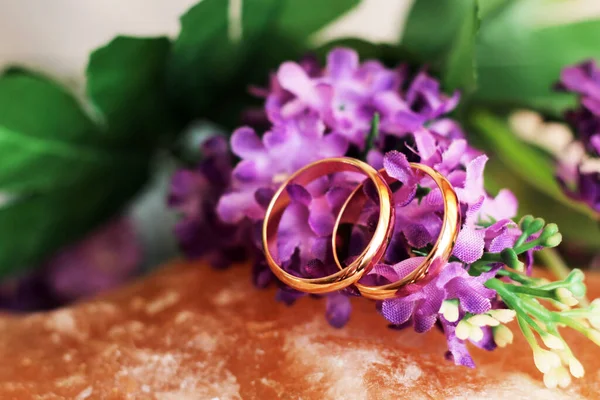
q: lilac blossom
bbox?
[173,47,528,365]
[555,60,600,213]
[168,135,249,267]
[259,48,459,148]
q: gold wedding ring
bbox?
[261,157,461,299]
[262,157,395,294]
[332,163,461,300]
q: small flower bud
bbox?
[489,309,516,324]
[439,300,459,323]
[542,232,562,248]
[556,288,578,306]
[544,366,572,389]
[568,282,586,298]
[519,215,534,231]
[456,320,471,340]
[534,349,561,373]
[469,314,500,327]
[566,269,585,284]
[589,299,600,330]
[586,329,600,346]
[527,218,546,235]
[469,325,484,342]
[538,223,559,242]
[493,325,513,347]
[500,248,523,271]
[568,356,585,378]
[541,333,564,350]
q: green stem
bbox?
[517,315,539,349]
[495,269,535,285]
[555,314,590,335]
[538,248,589,306]
[509,286,554,299]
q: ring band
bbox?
[262,157,395,294]
[332,163,461,300]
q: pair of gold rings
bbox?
[261,157,461,300]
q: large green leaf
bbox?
[443,1,479,93]
[87,36,176,147]
[476,0,600,114]
[167,0,281,120]
[401,0,480,93]
[0,69,154,274]
[0,70,145,193]
[167,0,362,128]
[0,70,100,145]
[276,0,360,39]
[0,163,149,275]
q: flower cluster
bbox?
[555,60,600,213]
[169,48,600,387]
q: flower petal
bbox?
[326,292,352,328]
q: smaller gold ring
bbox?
[332,163,461,300]
[262,157,395,294]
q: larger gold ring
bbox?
[262,157,395,294]
[332,163,461,300]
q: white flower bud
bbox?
[541,334,564,350]
[488,309,516,324]
[468,314,500,327]
[534,349,561,374]
[493,325,513,348]
[469,325,484,342]
[456,320,471,340]
[556,288,578,306]
[439,300,459,323]
[556,366,572,388]
[586,329,600,346]
[568,357,585,378]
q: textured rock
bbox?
[0,260,599,399]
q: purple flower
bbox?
[377,259,496,331]
[169,135,249,267]
[555,60,600,212]
[262,48,459,148]
[44,217,141,302]
[173,48,531,364]
[0,216,142,311]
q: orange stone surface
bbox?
[0,260,599,399]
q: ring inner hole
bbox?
[276,170,377,279]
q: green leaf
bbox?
[0,70,99,146]
[0,71,116,192]
[402,0,478,66]
[86,36,176,147]
[401,0,480,92]
[443,1,480,93]
[276,0,360,39]
[0,69,153,274]
[167,0,362,128]
[167,0,281,120]
[476,1,600,113]
[0,164,149,275]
